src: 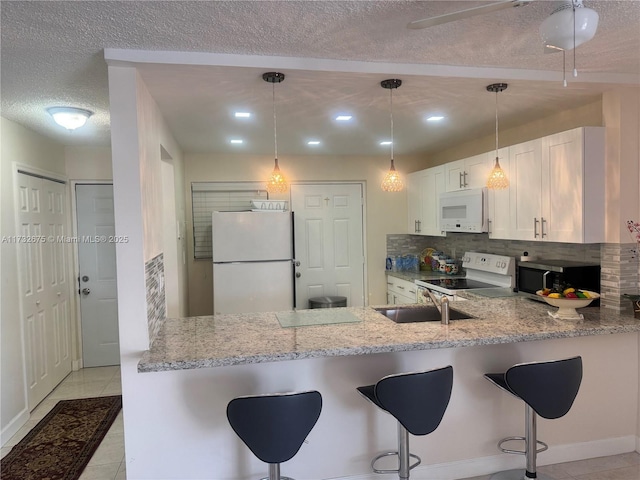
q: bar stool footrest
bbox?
[497,436,549,455]
[260,477,295,480]
[371,451,421,474]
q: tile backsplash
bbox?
[145,253,166,345]
[387,233,639,314]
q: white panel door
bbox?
[76,184,120,367]
[17,173,72,410]
[290,184,365,309]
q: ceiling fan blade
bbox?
[407,0,534,29]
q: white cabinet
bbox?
[386,276,418,304]
[407,166,446,236]
[507,127,604,243]
[445,153,491,192]
[487,148,510,239]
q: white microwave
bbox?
[439,188,488,233]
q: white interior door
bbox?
[290,183,365,309]
[17,172,72,410]
[76,184,120,367]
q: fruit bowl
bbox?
[536,290,600,319]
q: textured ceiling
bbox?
[1,1,639,156]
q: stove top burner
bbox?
[420,278,498,290]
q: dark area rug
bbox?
[1,395,122,480]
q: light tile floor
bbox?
[2,367,639,480]
[1,366,125,480]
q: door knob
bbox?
[295,272,301,278]
[82,288,90,295]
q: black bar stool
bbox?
[227,390,322,480]
[484,356,583,480]
[357,366,453,480]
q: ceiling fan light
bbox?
[539,4,599,51]
[47,107,93,130]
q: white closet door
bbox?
[17,172,72,410]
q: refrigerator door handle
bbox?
[291,211,296,309]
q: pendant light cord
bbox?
[389,87,394,162]
[272,82,278,160]
[573,1,577,77]
[494,89,499,157]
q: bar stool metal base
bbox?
[370,423,421,479]
[371,451,421,474]
[259,462,295,480]
[490,469,554,480]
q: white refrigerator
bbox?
[212,211,294,314]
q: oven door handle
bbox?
[542,270,551,290]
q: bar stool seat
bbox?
[484,356,583,480]
[227,390,322,480]
[357,366,453,480]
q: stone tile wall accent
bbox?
[601,243,639,314]
[388,234,640,316]
[387,233,601,264]
[145,253,166,346]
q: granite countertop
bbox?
[138,296,640,373]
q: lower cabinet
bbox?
[386,276,417,304]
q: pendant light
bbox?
[486,83,509,190]
[263,72,288,194]
[380,79,404,192]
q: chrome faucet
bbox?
[425,289,450,325]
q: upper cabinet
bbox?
[445,153,491,192]
[506,127,605,243]
[407,127,604,244]
[407,165,446,237]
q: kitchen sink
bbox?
[374,305,474,323]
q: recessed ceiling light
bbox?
[230,139,244,144]
[234,112,251,118]
[380,141,393,146]
[307,140,321,145]
[426,115,445,122]
[335,115,353,121]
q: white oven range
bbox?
[416,252,515,303]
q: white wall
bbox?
[64,146,113,181]
[184,153,428,315]
[0,117,66,444]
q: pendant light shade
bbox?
[263,72,288,194]
[380,79,404,192]
[486,83,509,190]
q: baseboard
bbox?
[0,408,29,447]
[332,436,637,480]
[636,435,640,453]
[72,358,83,371]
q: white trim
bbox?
[103,49,640,85]
[0,408,30,447]
[331,436,637,480]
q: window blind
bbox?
[191,182,268,259]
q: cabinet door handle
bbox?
[534,217,540,238]
[487,219,492,235]
[416,220,421,233]
[387,282,394,286]
[397,285,405,290]
[541,217,547,238]
[463,171,468,187]
[409,289,416,295]
[459,172,464,189]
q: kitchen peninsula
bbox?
[134,297,640,480]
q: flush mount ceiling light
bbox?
[539,0,599,86]
[335,115,353,121]
[234,112,251,118]
[380,79,404,193]
[426,115,445,122]
[47,107,93,130]
[263,72,288,195]
[486,83,509,190]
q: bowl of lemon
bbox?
[536,288,600,319]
